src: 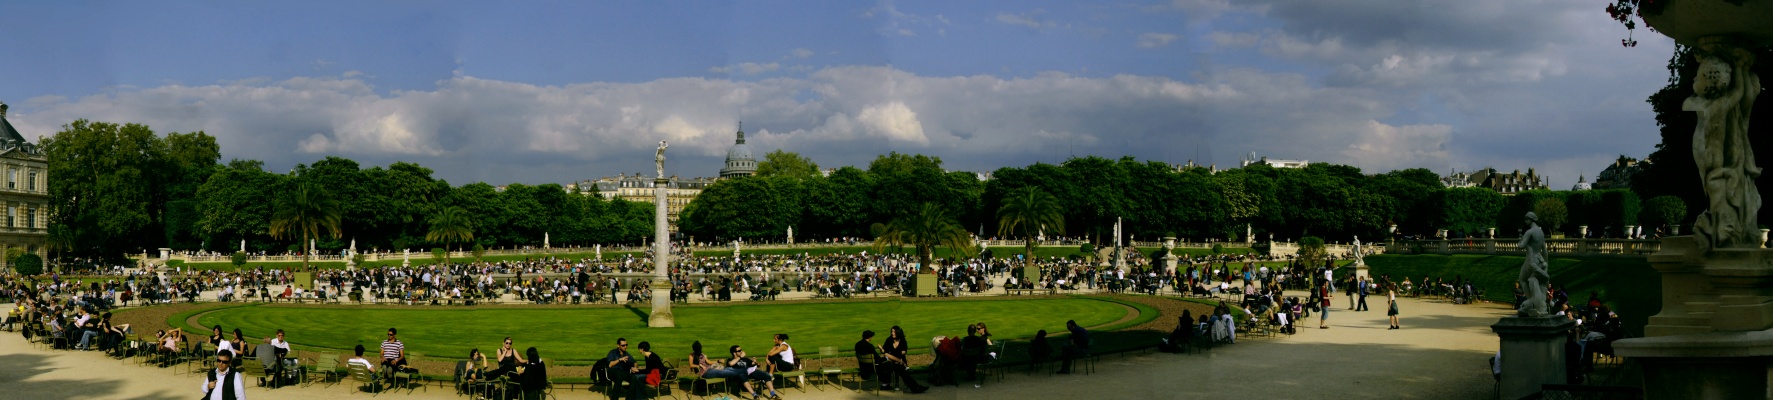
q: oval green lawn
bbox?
[193,298,1126,362]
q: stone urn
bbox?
[1641,0,1773,46]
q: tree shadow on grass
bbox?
[0,353,182,400]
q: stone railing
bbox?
[1384,238,1662,258]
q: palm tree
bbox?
[45,223,74,269]
[268,182,343,270]
[873,203,973,274]
[996,186,1065,268]
[425,206,474,266]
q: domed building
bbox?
[719,126,757,178]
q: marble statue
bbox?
[1517,212,1550,317]
[1688,38,1763,251]
[240,239,246,253]
[655,140,669,178]
[1352,236,1364,265]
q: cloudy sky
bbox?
[0,0,1675,188]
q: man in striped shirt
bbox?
[380,328,406,377]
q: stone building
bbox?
[1441,167,1548,194]
[718,126,757,179]
[0,102,49,269]
[578,174,715,232]
[1594,155,1647,190]
[1240,152,1309,169]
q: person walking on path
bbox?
[1356,277,1370,312]
[1319,283,1333,329]
[1345,276,1356,310]
[1387,284,1401,330]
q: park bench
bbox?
[1005,288,1054,296]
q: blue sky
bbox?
[0,0,1676,187]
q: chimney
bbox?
[0,102,8,118]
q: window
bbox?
[4,205,11,228]
[27,171,35,191]
[26,207,35,229]
[6,168,12,189]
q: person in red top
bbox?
[1319,283,1333,329]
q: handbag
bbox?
[645,369,662,386]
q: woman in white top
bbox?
[766,333,796,372]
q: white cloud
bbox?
[995,13,1045,29]
[1137,33,1179,48]
[1342,121,1452,172]
[855,102,929,145]
[789,48,814,59]
[709,62,782,75]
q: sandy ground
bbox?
[1,292,1506,400]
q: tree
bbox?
[1441,188,1505,236]
[1298,236,1326,267]
[268,182,343,270]
[230,251,248,268]
[1534,198,1569,234]
[471,243,486,261]
[996,187,1065,268]
[1644,195,1689,231]
[426,206,474,266]
[13,253,42,276]
[755,150,820,178]
[873,203,973,274]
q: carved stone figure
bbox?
[1517,212,1550,317]
[655,140,669,178]
[1687,38,1763,251]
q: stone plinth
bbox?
[1491,316,1574,400]
[649,178,675,328]
[1639,236,1773,336]
[1615,330,1773,399]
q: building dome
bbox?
[719,126,757,178]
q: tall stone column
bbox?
[649,178,675,327]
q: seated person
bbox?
[765,333,796,373]
[380,328,408,376]
[518,348,548,400]
[725,345,778,399]
[348,344,376,373]
[1160,314,1192,352]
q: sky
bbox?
[0,0,1677,188]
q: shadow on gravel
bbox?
[0,353,182,400]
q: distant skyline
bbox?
[0,1,1674,187]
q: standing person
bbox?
[202,349,247,400]
[879,326,929,393]
[1356,277,1370,312]
[380,328,407,379]
[1345,276,1357,310]
[1388,284,1401,330]
[1055,320,1089,374]
[1319,283,1333,329]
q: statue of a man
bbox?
[1517,212,1550,317]
[655,140,669,178]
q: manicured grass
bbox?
[1365,254,1661,336]
[188,297,1128,362]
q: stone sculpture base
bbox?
[1615,330,1773,399]
[1617,236,1773,398]
[1351,261,1370,280]
[1491,316,1574,400]
[648,286,675,328]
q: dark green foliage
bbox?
[230,251,248,267]
[1643,195,1689,230]
[12,253,42,275]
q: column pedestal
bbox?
[1491,316,1574,400]
[649,178,675,328]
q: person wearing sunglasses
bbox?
[488,337,525,380]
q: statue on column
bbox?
[1517,212,1550,317]
[1688,38,1763,251]
[655,140,669,179]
